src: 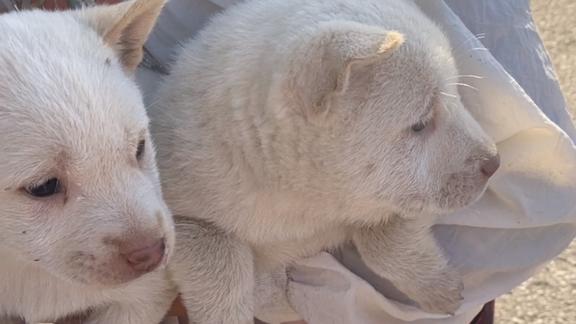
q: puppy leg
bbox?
[85,272,176,324]
[170,218,255,324]
[353,217,463,314]
[254,266,300,323]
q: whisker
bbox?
[458,47,490,58]
[451,33,488,60]
[447,82,479,92]
[452,33,486,53]
[440,91,458,99]
[445,74,483,81]
[458,33,485,46]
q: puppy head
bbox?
[284,21,498,216]
[0,0,173,287]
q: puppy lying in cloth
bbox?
[150,0,502,322]
[144,0,576,323]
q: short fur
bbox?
[153,0,500,322]
[0,1,178,322]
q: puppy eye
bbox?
[411,120,428,133]
[136,140,146,161]
[25,178,61,198]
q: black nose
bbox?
[480,153,500,178]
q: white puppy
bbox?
[0,1,178,323]
[152,0,500,322]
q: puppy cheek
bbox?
[60,249,129,285]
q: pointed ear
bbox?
[286,21,404,119]
[75,0,166,73]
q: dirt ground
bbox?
[495,1,576,323]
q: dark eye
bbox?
[136,140,146,161]
[25,178,61,198]
[411,120,428,133]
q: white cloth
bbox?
[137,0,576,323]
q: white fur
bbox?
[0,1,177,323]
[153,0,499,321]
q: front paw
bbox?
[401,267,464,315]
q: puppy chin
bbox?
[436,187,489,214]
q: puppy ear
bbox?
[75,0,166,73]
[286,21,404,119]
